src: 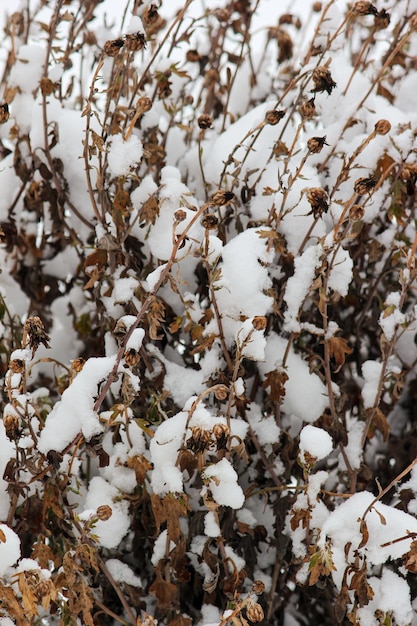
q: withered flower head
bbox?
[214,384,229,400]
[187,426,212,453]
[350,1,378,16]
[354,175,377,195]
[71,357,85,374]
[307,187,329,218]
[279,14,302,29]
[307,135,329,154]
[311,66,337,95]
[96,505,113,521]
[9,359,25,374]
[276,28,294,63]
[252,316,267,331]
[174,209,187,222]
[24,316,51,354]
[374,119,391,135]
[299,97,316,120]
[252,580,266,595]
[103,38,124,57]
[210,190,235,206]
[202,213,219,229]
[3,413,19,441]
[0,103,10,124]
[124,348,140,369]
[198,114,213,129]
[245,600,265,623]
[213,423,229,450]
[186,49,201,63]
[401,163,417,182]
[143,4,159,25]
[125,32,146,52]
[265,109,285,125]
[312,2,323,11]
[349,204,365,221]
[374,9,390,30]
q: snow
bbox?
[38,356,116,453]
[150,410,188,495]
[0,525,21,576]
[107,133,143,178]
[215,228,274,345]
[151,529,175,566]
[284,245,323,333]
[379,291,405,341]
[83,476,130,550]
[319,491,417,588]
[361,360,383,409]
[0,0,416,623]
[259,333,329,424]
[299,425,333,463]
[327,247,353,297]
[202,458,245,509]
[357,570,412,626]
[106,558,142,587]
[204,511,221,537]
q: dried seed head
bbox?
[264,110,285,125]
[213,423,229,450]
[137,96,152,113]
[210,190,235,206]
[279,14,302,29]
[71,357,85,374]
[113,320,128,344]
[312,2,323,11]
[349,204,365,221]
[252,580,266,595]
[212,8,230,22]
[186,49,201,62]
[354,175,377,195]
[307,135,329,154]
[0,103,9,124]
[174,209,187,222]
[306,187,329,218]
[252,316,267,331]
[214,384,229,401]
[96,505,113,521]
[374,119,391,135]
[24,316,50,354]
[9,359,25,374]
[124,348,140,368]
[3,413,19,440]
[143,4,159,25]
[198,114,213,129]
[187,426,212,453]
[299,97,316,120]
[103,38,124,56]
[125,32,146,52]
[350,2,378,16]
[246,600,265,623]
[311,66,337,95]
[276,28,293,62]
[374,9,390,30]
[401,163,417,181]
[202,213,219,229]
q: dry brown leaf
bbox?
[327,336,353,371]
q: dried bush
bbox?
[1,1,417,625]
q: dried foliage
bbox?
[0,1,417,625]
